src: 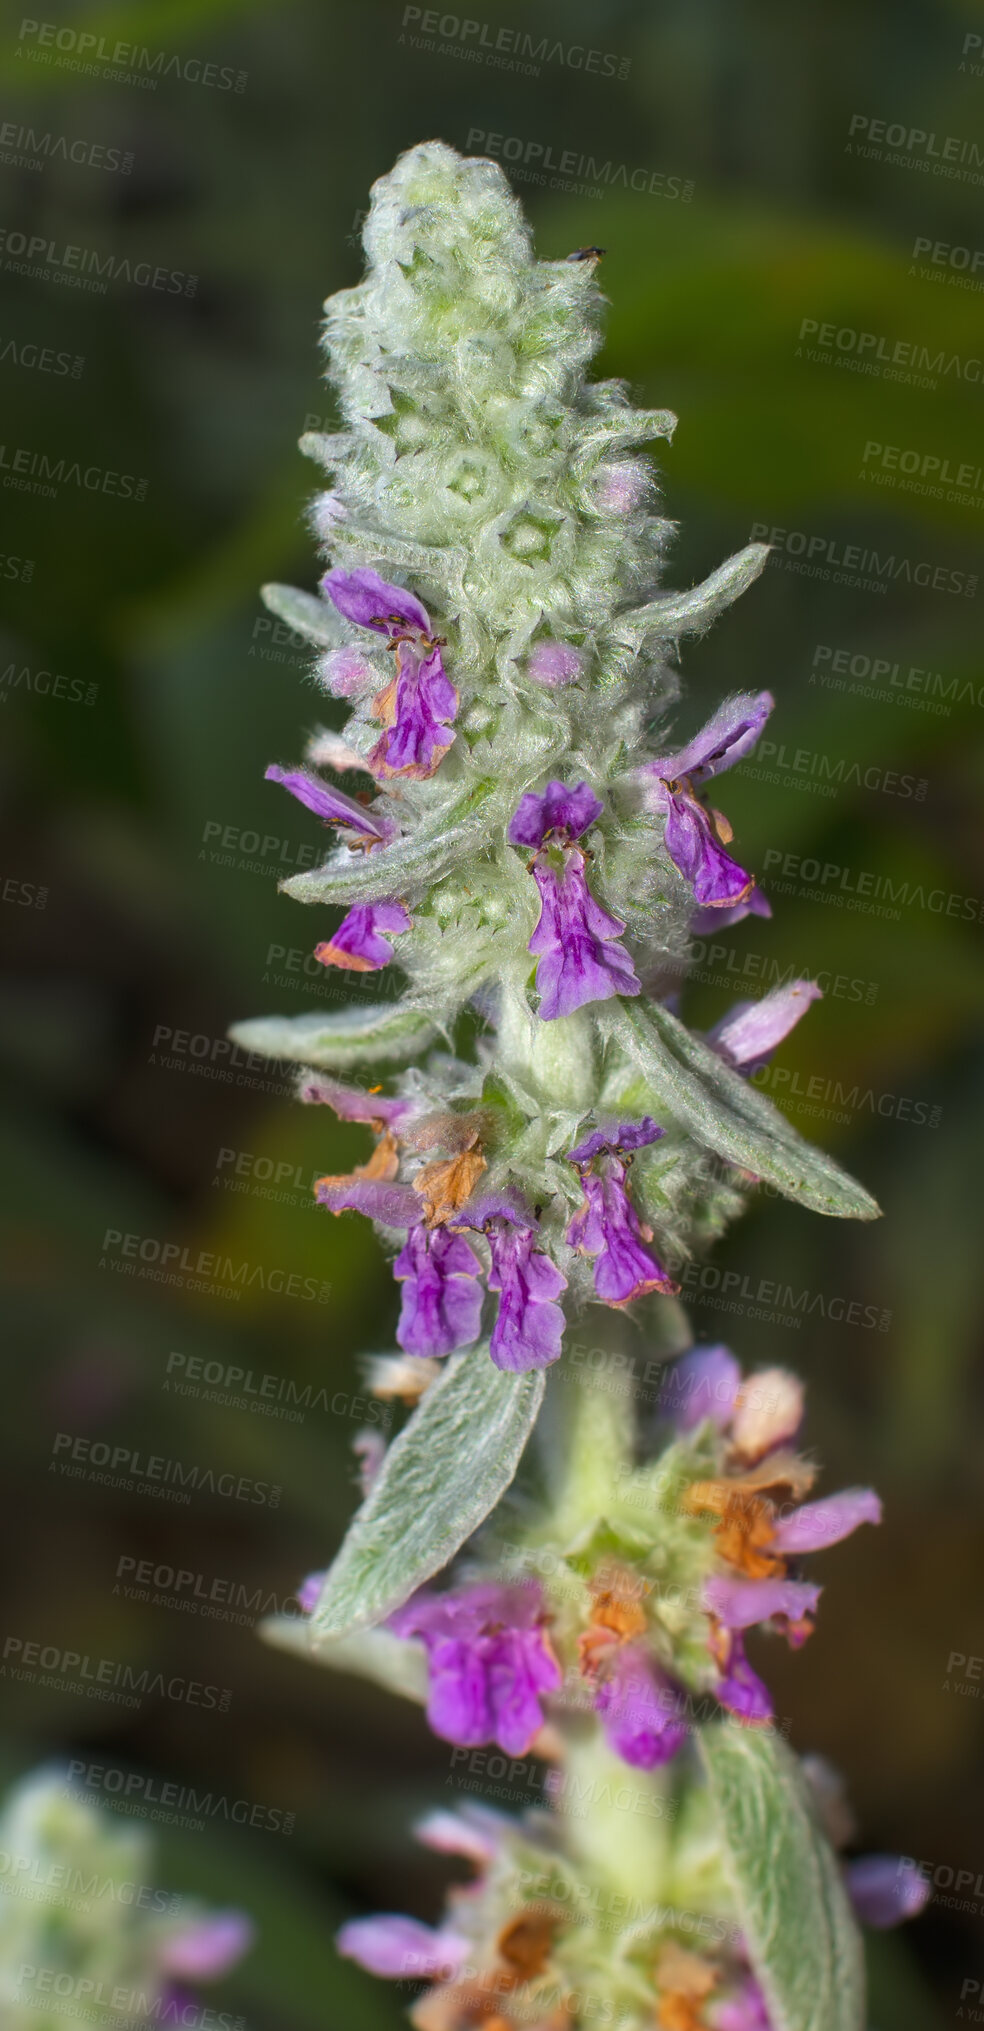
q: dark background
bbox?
[1,1,982,2023]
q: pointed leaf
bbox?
[614,542,769,646]
[599,1000,880,1219]
[699,1723,864,2031]
[261,581,345,647]
[228,1002,439,1069]
[309,1347,546,1641]
[260,1616,428,1703]
[280,779,495,904]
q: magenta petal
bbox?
[297,1075,415,1128]
[663,791,753,907]
[704,1574,822,1630]
[316,1178,420,1225]
[595,1648,688,1769]
[394,1225,483,1357]
[487,1223,567,1372]
[651,692,774,785]
[336,1915,468,1980]
[374,643,457,776]
[568,1117,663,1164]
[316,900,411,971]
[771,1489,882,1555]
[322,566,431,637]
[297,1570,325,1614]
[508,778,603,848]
[707,981,822,1073]
[716,1636,774,1722]
[844,1855,932,1929]
[265,764,392,842]
[528,853,640,1020]
[713,1977,773,2031]
[159,1914,253,1980]
[413,1806,503,1865]
[526,642,582,688]
[391,1583,560,1756]
[661,1345,742,1431]
[567,1161,677,1305]
[691,885,771,934]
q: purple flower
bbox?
[320,644,376,696]
[703,1573,822,1631]
[316,1177,420,1226]
[691,884,771,935]
[322,567,457,779]
[389,1582,561,1756]
[315,900,411,972]
[641,691,773,907]
[457,1193,567,1373]
[706,980,822,1076]
[413,1805,504,1865]
[508,781,640,1020]
[526,641,582,688]
[158,1914,253,1981]
[770,1488,882,1554]
[393,1224,483,1357]
[297,1571,324,1614]
[265,764,394,847]
[566,1120,678,1306]
[844,1855,932,1929]
[594,1647,689,1769]
[336,1914,469,1980]
[715,1633,773,1723]
[662,1345,742,1432]
[298,1074,416,1131]
[712,1977,774,2031]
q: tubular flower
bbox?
[666,1346,881,1718]
[458,1193,567,1373]
[315,899,411,972]
[640,693,773,908]
[705,979,822,1076]
[508,781,641,1020]
[323,566,457,777]
[593,1646,689,1770]
[264,763,395,847]
[393,1224,484,1357]
[566,1119,679,1305]
[388,1582,562,1756]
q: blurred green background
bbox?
[0,0,982,2022]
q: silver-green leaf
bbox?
[698,1724,864,2031]
[279,779,495,905]
[259,1615,428,1703]
[261,581,345,647]
[600,1000,880,1220]
[228,1002,439,1069]
[308,1348,545,1642]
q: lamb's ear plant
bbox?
[237,143,927,2031]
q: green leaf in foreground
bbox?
[601,1000,880,1220]
[698,1723,864,2031]
[259,1617,428,1703]
[308,1347,545,1642]
[228,1002,439,1068]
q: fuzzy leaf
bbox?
[228,1002,439,1068]
[261,581,345,647]
[308,1348,546,1641]
[615,542,769,645]
[699,1724,864,2031]
[600,1000,880,1219]
[279,779,495,904]
[259,1615,428,1703]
